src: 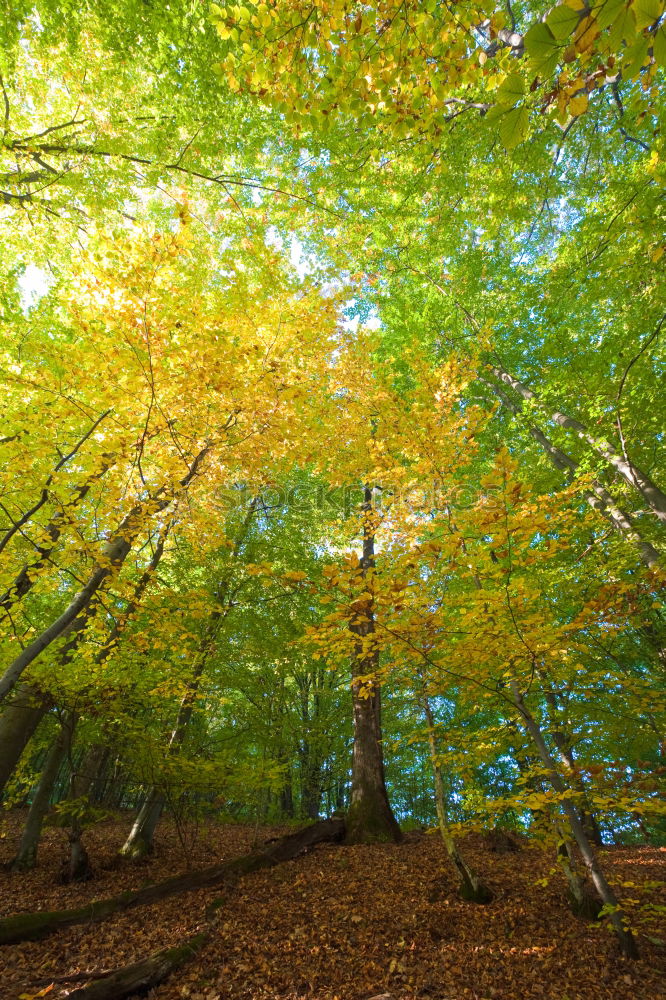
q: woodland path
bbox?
[0,813,664,1000]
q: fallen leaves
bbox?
[0,816,665,1000]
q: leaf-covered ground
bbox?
[1,812,665,1000]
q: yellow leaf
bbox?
[569,92,589,114]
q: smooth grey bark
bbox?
[509,679,638,958]
[554,822,602,919]
[120,786,166,859]
[481,376,662,569]
[0,445,210,703]
[346,487,401,845]
[95,523,170,665]
[0,683,50,797]
[490,365,666,524]
[121,499,254,857]
[421,688,491,902]
[543,687,603,846]
[515,750,600,914]
[0,533,133,704]
[120,618,219,857]
[11,712,76,871]
[62,523,170,869]
[5,518,169,864]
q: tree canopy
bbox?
[0,0,664,980]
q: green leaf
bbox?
[596,0,627,31]
[654,24,666,64]
[608,2,637,46]
[546,5,581,40]
[525,22,558,56]
[524,22,560,75]
[499,106,529,149]
[623,34,650,76]
[496,72,526,106]
[634,0,664,30]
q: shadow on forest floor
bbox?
[0,811,664,1000]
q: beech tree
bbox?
[0,0,664,975]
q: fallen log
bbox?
[66,932,209,1000]
[1,816,345,946]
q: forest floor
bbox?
[0,811,665,1000]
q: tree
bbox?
[0,0,663,971]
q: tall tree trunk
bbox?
[543,689,603,847]
[88,747,111,804]
[10,712,76,871]
[297,671,325,820]
[120,786,166,860]
[62,742,108,883]
[300,747,323,820]
[489,364,666,524]
[554,822,603,919]
[121,501,256,857]
[420,688,492,902]
[480,376,662,569]
[119,675,202,858]
[0,445,210,703]
[0,683,50,798]
[509,679,638,958]
[99,759,130,810]
[280,771,294,818]
[346,487,401,844]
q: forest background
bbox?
[0,0,665,978]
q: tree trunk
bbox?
[87,747,111,804]
[120,786,165,859]
[490,364,666,524]
[120,665,203,858]
[509,679,638,958]
[555,825,602,919]
[0,683,50,798]
[62,742,108,883]
[0,445,210,703]
[542,687,603,846]
[280,779,294,818]
[296,666,329,820]
[481,376,662,569]
[10,713,76,871]
[121,502,254,857]
[346,486,401,845]
[301,751,323,820]
[65,933,209,1000]
[78,524,170,853]
[421,690,492,902]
